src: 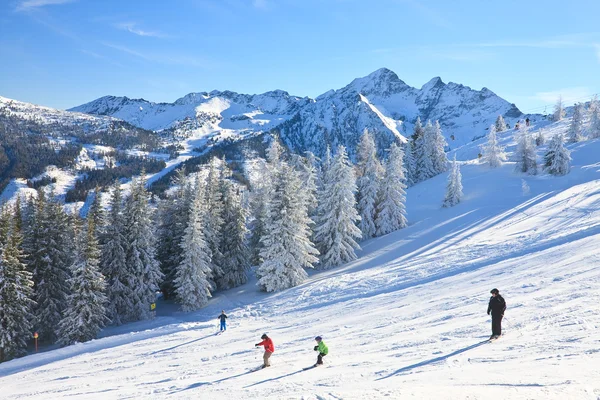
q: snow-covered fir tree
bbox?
[314,145,362,269]
[356,130,383,239]
[204,158,225,287]
[567,102,584,143]
[375,143,408,236]
[430,120,449,174]
[100,181,130,325]
[514,126,538,175]
[291,152,319,218]
[403,140,417,187]
[249,138,283,266]
[174,175,213,311]
[216,166,250,290]
[256,161,318,292]
[30,191,73,342]
[58,216,108,345]
[495,115,507,132]
[248,158,271,266]
[0,204,35,362]
[88,188,104,237]
[443,156,463,208]
[535,130,545,146]
[414,118,435,182]
[590,102,600,139]
[553,96,565,121]
[544,133,571,176]
[123,176,163,322]
[481,125,506,168]
[156,168,191,299]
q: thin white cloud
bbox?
[116,22,169,38]
[100,41,214,68]
[533,87,593,106]
[253,0,268,9]
[16,0,75,11]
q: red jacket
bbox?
[256,338,275,353]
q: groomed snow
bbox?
[1,120,600,399]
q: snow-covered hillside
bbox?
[71,68,526,157]
[0,95,116,131]
[2,118,599,399]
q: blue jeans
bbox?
[220,321,226,331]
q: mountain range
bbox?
[70,68,523,156]
[1,67,528,203]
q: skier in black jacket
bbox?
[487,288,506,339]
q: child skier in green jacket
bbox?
[313,336,329,366]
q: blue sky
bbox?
[1,0,599,113]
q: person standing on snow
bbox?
[218,310,228,332]
[255,334,275,368]
[487,288,506,339]
[313,336,329,366]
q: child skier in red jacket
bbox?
[255,334,275,368]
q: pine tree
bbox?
[431,120,449,174]
[256,162,318,292]
[544,133,571,176]
[443,156,463,208]
[535,130,545,146]
[403,140,416,187]
[356,130,383,239]
[567,103,584,143]
[216,167,250,290]
[376,143,407,236]
[514,127,538,175]
[481,125,506,168]
[31,192,73,343]
[0,204,35,362]
[590,104,600,139]
[314,145,362,269]
[291,152,319,218]
[249,139,282,267]
[58,217,108,345]
[100,181,130,325]
[123,176,163,322]
[204,158,226,287]
[88,187,104,237]
[248,158,271,267]
[174,176,213,311]
[495,115,507,132]
[415,120,436,181]
[156,168,191,299]
[553,96,565,121]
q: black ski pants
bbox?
[317,353,326,365]
[491,313,503,336]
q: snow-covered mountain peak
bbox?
[421,76,445,92]
[345,67,411,97]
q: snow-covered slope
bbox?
[2,119,600,399]
[71,68,525,158]
[0,95,116,132]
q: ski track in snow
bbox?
[2,120,600,399]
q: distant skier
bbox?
[218,310,227,332]
[514,122,520,130]
[255,334,275,368]
[487,288,506,339]
[313,336,329,367]
[525,117,530,127]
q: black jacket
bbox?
[218,314,228,321]
[487,295,506,316]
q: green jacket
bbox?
[317,341,328,355]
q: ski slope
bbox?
[2,121,600,399]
